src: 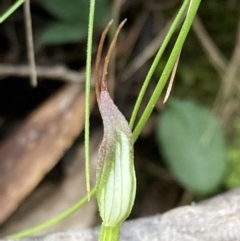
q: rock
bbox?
[3,188,240,241]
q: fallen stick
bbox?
[0,65,85,83]
[0,84,95,224]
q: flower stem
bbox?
[85,0,96,197]
[99,224,120,241]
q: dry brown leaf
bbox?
[0,84,95,224]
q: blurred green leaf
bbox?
[156,98,227,196]
[40,23,86,45]
[38,0,110,44]
[39,0,89,23]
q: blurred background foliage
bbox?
[0,0,240,233]
[38,0,110,44]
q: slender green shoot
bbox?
[0,0,25,23]
[85,0,96,199]
[129,0,190,129]
[132,0,201,141]
[7,187,97,239]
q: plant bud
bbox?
[96,76,136,226]
[95,20,136,228]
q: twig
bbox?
[193,15,240,128]
[222,19,240,99]
[119,11,149,69]
[0,64,85,83]
[122,19,173,81]
[193,15,227,78]
[216,19,240,126]
[24,0,37,87]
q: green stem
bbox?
[0,0,25,23]
[85,0,96,196]
[129,0,191,129]
[99,224,120,241]
[7,187,97,239]
[133,0,201,141]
